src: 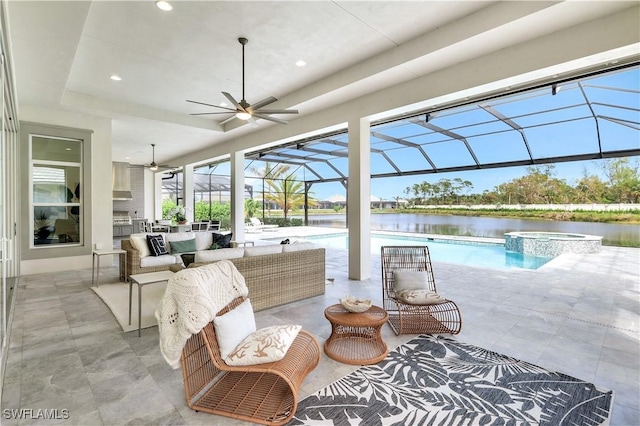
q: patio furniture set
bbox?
[112,241,461,425]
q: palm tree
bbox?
[250,162,317,220]
[264,176,317,219]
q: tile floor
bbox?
[1,242,639,425]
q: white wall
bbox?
[19,105,112,274]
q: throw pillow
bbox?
[130,235,151,258]
[181,253,196,268]
[225,324,301,366]
[213,298,256,359]
[396,289,447,305]
[169,238,196,254]
[211,232,233,249]
[393,270,433,292]
[146,234,168,257]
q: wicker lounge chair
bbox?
[380,246,462,335]
[181,296,321,425]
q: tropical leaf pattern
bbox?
[288,335,612,426]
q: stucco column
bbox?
[154,172,164,220]
[182,164,194,221]
[347,117,371,280]
[230,150,245,242]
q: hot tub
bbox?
[504,232,602,257]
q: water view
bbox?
[293,213,639,246]
[300,233,551,270]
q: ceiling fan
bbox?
[187,37,298,125]
[131,144,173,171]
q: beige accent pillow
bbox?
[130,235,151,258]
[396,289,446,305]
[243,244,283,257]
[225,324,301,366]
[393,270,432,292]
[213,299,256,359]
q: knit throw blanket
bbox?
[156,260,249,368]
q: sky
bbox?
[309,157,639,201]
[195,66,639,202]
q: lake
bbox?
[291,213,639,246]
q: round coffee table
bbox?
[324,304,389,365]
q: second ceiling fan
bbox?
[187,37,298,125]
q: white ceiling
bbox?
[6,1,639,167]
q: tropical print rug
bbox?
[289,335,613,425]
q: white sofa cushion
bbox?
[282,241,318,253]
[165,232,195,252]
[244,245,283,257]
[140,254,178,267]
[193,231,213,251]
[195,248,245,263]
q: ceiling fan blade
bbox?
[189,112,235,116]
[186,99,237,112]
[222,92,245,111]
[219,114,237,125]
[253,108,299,115]
[252,113,288,124]
[249,96,278,111]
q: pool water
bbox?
[301,233,553,270]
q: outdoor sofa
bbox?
[120,232,326,311]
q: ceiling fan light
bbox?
[236,111,251,120]
[149,164,158,171]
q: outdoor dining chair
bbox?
[380,246,462,335]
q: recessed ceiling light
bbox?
[220,102,228,107]
[295,60,306,67]
[110,75,122,81]
[155,1,173,11]
[65,148,71,151]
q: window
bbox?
[31,136,82,247]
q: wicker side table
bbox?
[324,304,389,365]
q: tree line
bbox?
[404,158,640,206]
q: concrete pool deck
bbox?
[2,228,638,425]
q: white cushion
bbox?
[213,299,256,359]
[193,232,213,251]
[244,245,283,257]
[393,270,433,292]
[396,289,447,305]
[140,254,177,267]
[165,232,196,244]
[130,235,151,258]
[225,324,301,366]
[281,241,318,253]
[195,248,245,263]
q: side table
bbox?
[324,304,389,365]
[128,270,175,336]
[92,249,127,286]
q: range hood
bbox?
[112,162,133,200]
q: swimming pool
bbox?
[290,233,553,270]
